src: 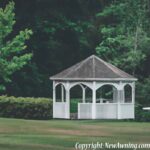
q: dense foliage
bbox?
[96,0,150,75]
[135,103,150,122]
[0,96,52,119]
[0,2,32,92]
[0,1,149,108]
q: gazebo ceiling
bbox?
[50,55,137,81]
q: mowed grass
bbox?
[0,118,149,150]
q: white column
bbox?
[92,81,96,119]
[122,90,125,103]
[132,82,135,104]
[120,90,125,103]
[117,82,124,119]
[61,85,64,102]
[65,82,70,119]
[82,87,86,103]
[53,81,56,102]
[113,87,118,103]
[132,82,135,119]
[117,89,122,119]
[53,81,56,118]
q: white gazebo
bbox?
[50,55,137,119]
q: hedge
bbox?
[135,103,150,122]
[0,96,53,120]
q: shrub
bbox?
[135,103,150,122]
[0,96,53,120]
[136,79,150,106]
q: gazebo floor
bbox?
[70,113,78,119]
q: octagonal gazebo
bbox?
[50,55,137,119]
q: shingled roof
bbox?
[50,55,137,81]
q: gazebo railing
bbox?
[78,103,92,119]
[53,102,68,118]
[78,103,134,119]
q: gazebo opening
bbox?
[96,85,116,103]
[56,84,66,102]
[124,84,132,103]
[70,84,92,119]
[70,85,82,119]
[85,87,92,103]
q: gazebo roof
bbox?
[50,55,137,81]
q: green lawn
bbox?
[0,118,149,150]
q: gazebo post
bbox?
[61,84,64,102]
[92,81,96,119]
[132,82,135,104]
[117,82,124,119]
[117,89,121,119]
[53,81,56,102]
[132,82,135,118]
[122,90,125,103]
[66,82,70,119]
[113,87,118,103]
[82,87,86,103]
[53,81,56,118]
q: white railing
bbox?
[78,103,92,119]
[78,103,134,119]
[53,102,68,118]
[53,102,134,119]
[96,103,118,119]
[120,103,134,119]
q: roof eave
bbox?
[49,77,138,81]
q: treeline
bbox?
[0,0,150,106]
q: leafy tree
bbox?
[4,0,100,97]
[0,1,32,92]
[96,0,150,75]
[136,78,150,106]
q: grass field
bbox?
[0,118,150,150]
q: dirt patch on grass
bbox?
[0,127,19,134]
[46,127,111,137]
[81,124,108,130]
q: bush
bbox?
[135,103,150,122]
[136,79,150,106]
[0,96,53,120]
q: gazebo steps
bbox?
[70,113,78,120]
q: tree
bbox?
[96,0,150,75]
[4,0,101,97]
[0,1,33,92]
